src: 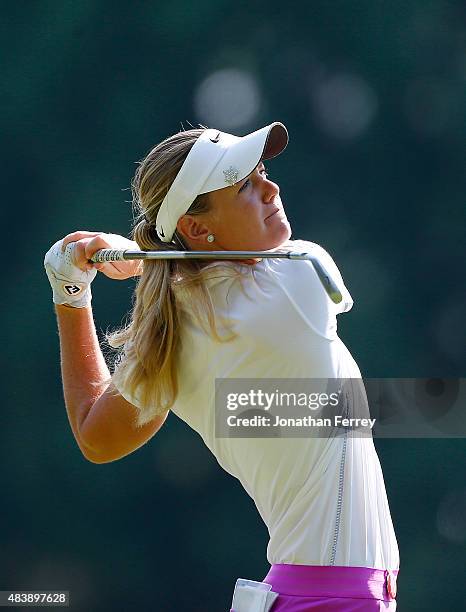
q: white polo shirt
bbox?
[117,239,399,570]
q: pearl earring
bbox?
[207,234,215,243]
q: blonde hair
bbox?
[108,129,233,427]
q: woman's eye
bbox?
[238,179,250,193]
[238,169,269,193]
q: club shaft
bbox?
[91,249,342,304]
[92,249,311,261]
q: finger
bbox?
[62,231,103,251]
[83,235,115,260]
[69,240,95,271]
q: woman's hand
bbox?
[62,231,142,279]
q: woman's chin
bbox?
[270,220,292,247]
[260,228,292,251]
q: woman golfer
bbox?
[45,122,399,611]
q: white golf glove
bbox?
[44,239,97,308]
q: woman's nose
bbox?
[264,178,279,203]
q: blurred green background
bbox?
[1,1,465,610]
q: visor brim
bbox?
[200,121,289,194]
[262,122,289,161]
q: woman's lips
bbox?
[264,208,280,221]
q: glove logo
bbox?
[63,284,82,296]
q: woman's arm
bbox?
[55,304,108,461]
[47,232,166,464]
[56,305,167,464]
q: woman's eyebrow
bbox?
[246,163,265,180]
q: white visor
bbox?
[155,121,288,242]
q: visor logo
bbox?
[223,166,239,186]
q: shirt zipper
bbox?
[329,429,348,565]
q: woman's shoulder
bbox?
[268,238,342,282]
[265,238,354,329]
[282,239,351,298]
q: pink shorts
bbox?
[231,564,398,611]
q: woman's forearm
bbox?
[55,304,110,458]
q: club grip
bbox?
[91,249,127,262]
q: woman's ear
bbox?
[177,215,211,245]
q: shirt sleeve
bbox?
[110,361,144,409]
